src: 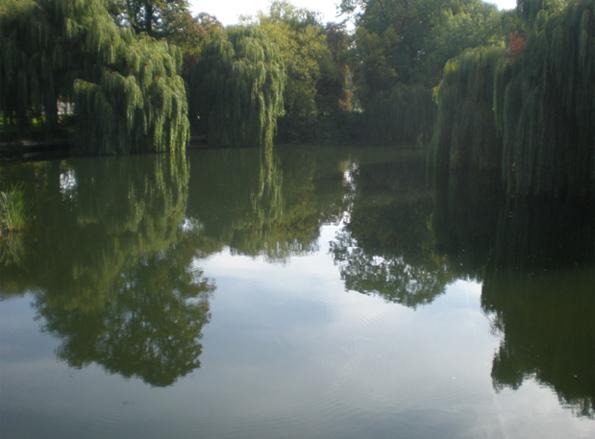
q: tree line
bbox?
[1,0,593,198]
[0,0,353,150]
[0,0,514,150]
[431,0,595,199]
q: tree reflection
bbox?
[187,146,346,261]
[482,200,595,418]
[0,147,592,414]
[332,154,452,307]
[0,155,214,387]
[435,171,595,418]
[37,238,213,387]
[433,171,502,280]
[484,267,595,418]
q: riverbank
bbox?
[0,139,71,162]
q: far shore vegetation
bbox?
[0,0,593,200]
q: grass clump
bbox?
[0,185,27,233]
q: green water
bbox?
[0,146,593,438]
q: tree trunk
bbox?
[144,1,154,35]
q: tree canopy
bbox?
[0,0,189,154]
[187,26,286,147]
[430,0,595,199]
[257,1,351,141]
[496,0,595,198]
[432,46,506,178]
[341,0,502,144]
[109,0,191,37]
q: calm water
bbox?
[0,146,593,438]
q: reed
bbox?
[0,185,27,233]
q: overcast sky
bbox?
[189,0,517,25]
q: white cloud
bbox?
[189,0,341,25]
[485,0,517,10]
[189,1,517,26]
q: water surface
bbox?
[1,146,593,438]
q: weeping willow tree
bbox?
[186,26,286,147]
[431,0,594,199]
[517,0,566,24]
[495,0,595,198]
[431,47,507,178]
[0,0,189,154]
[365,84,435,146]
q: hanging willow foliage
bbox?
[431,47,507,179]
[187,26,286,147]
[517,0,566,25]
[0,0,189,154]
[365,84,435,146]
[495,0,595,198]
[431,0,594,199]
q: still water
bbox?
[0,146,593,438]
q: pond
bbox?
[0,146,593,439]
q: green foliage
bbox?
[433,171,502,280]
[258,2,350,142]
[495,0,595,198]
[0,231,24,267]
[331,154,453,308]
[517,0,566,25]
[431,1,595,199]
[0,154,214,386]
[39,242,213,387]
[187,26,286,147]
[110,1,222,66]
[110,0,190,37]
[323,23,354,113]
[342,0,502,145]
[0,185,26,232]
[482,199,595,417]
[485,268,595,418]
[177,13,224,71]
[432,46,507,177]
[345,0,501,91]
[432,167,595,417]
[0,0,189,154]
[365,84,435,145]
[186,146,346,261]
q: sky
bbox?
[189,0,518,26]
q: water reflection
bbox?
[331,152,452,307]
[484,200,595,418]
[0,146,593,429]
[484,267,595,418]
[187,147,346,261]
[433,171,502,279]
[435,174,595,419]
[0,155,214,386]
